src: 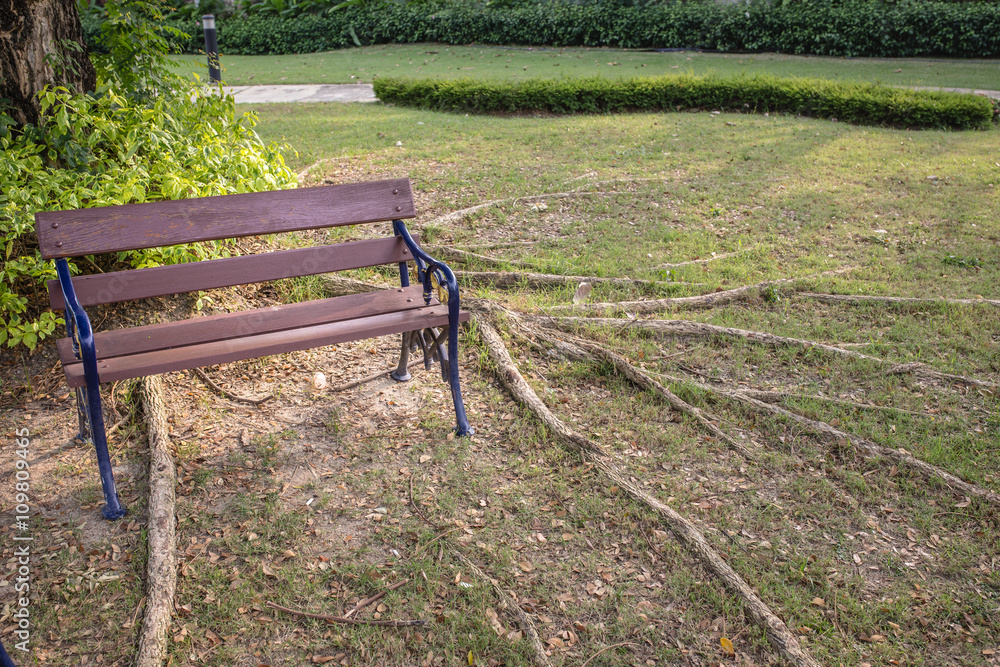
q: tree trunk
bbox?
[0,0,96,126]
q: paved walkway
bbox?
[910,86,1000,100]
[226,84,376,104]
[224,83,1000,104]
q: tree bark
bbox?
[0,0,96,126]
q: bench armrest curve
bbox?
[55,259,97,366]
[392,220,460,309]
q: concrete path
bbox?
[224,83,1000,104]
[910,86,1000,100]
[226,84,376,104]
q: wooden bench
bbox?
[35,178,472,520]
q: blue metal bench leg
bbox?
[83,380,127,520]
[392,331,414,382]
[392,238,416,382]
[0,636,18,667]
[56,259,127,520]
[445,298,473,437]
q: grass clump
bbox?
[375,73,995,130]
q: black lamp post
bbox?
[202,15,220,83]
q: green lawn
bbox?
[221,99,1000,667]
[172,44,1000,89]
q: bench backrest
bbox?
[36,179,418,310]
[36,178,414,259]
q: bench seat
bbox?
[56,285,468,387]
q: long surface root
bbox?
[475,314,822,667]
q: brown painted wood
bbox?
[36,179,415,259]
[63,307,470,387]
[57,286,434,364]
[48,235,418,310]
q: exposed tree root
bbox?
[654,251,742,270]
[323,274,387,296]
[547,269,856,316]
[425,245,532,270]
[266,601,427,627]
[136,375,178,667]
[475,315,822,667]
[543,316,998,390]
[455,269,695,292]
[454,240,539,251]
[728,388,930,417]
[294,155,353,182]
[525,325,755,459]
[569,176,668,191]
[798,292,1000,308]
[659,373,1000,508]
[426,190,627,228]
[546,280,779,315]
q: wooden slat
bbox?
[35,179,415,259]
[57,286,433,364]
[62,307,470,387]
[47,235,417,310]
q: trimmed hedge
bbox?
[373,74,996,129]
[86,1,1000,59]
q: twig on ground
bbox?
[581,642,640,667]
[266,601,427,627]
[476,315,822,667]
[332,359,423,393]
[193,368,273,405]
[343,579,409,619]
[451,550,553,667]
[414,526,468,556]
[407,467,550,666]
[409,474,445,530]
[10,413,131,474]
[135,376,178,667]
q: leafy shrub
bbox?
[101,1,1000,58]
[374,74,996,129]
[0,87,295,350]
[1,0,296,351]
